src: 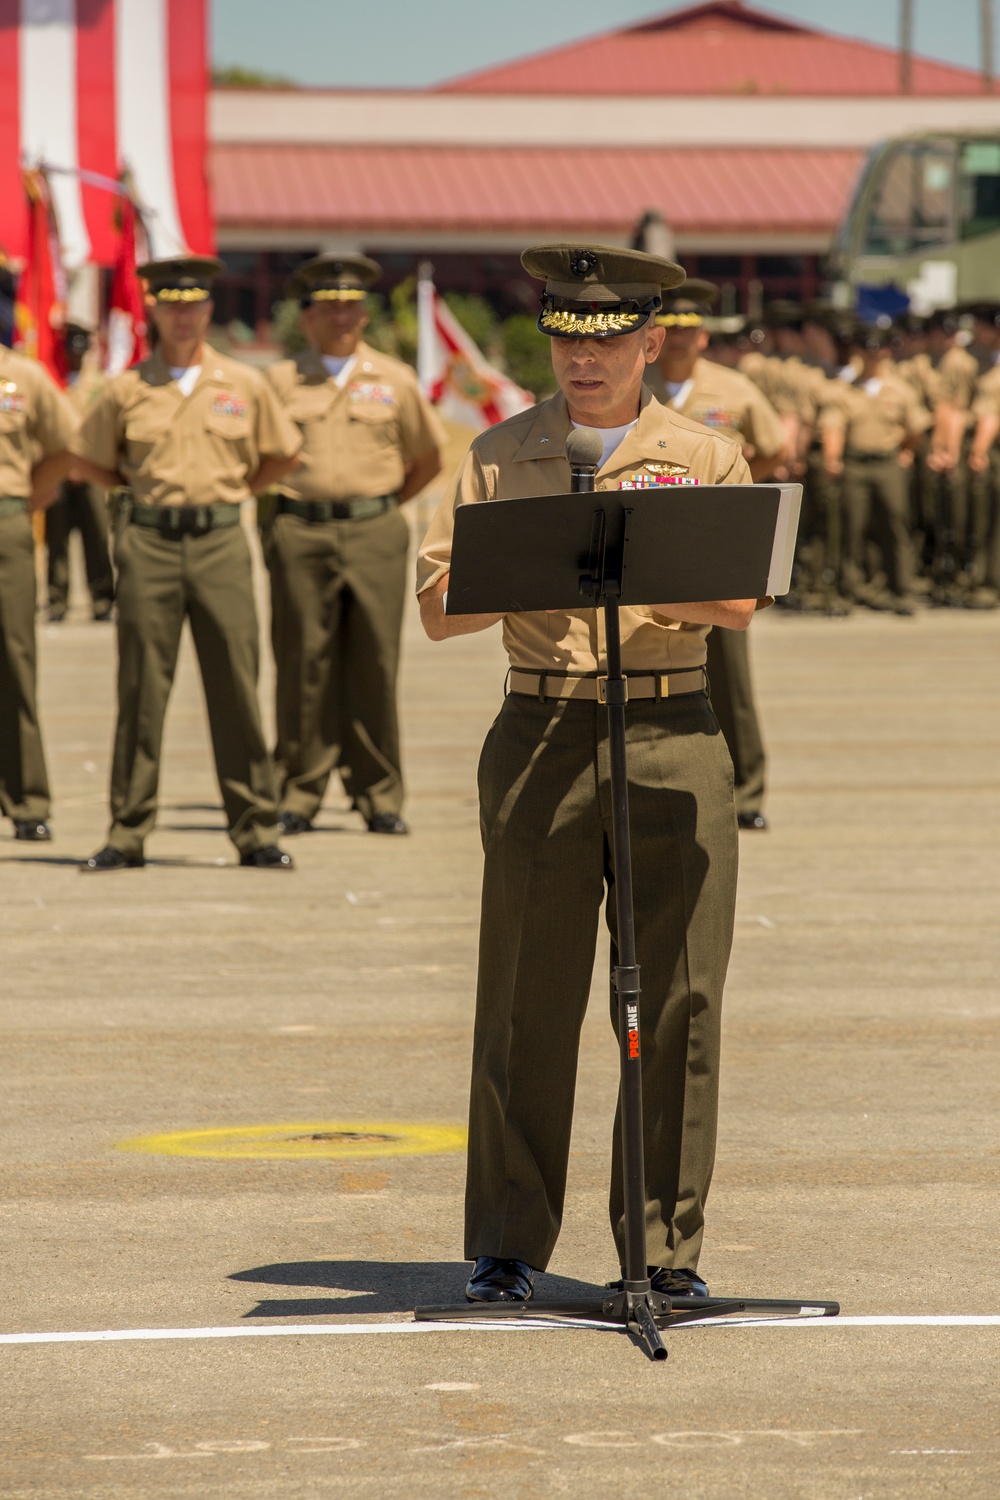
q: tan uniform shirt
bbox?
[266,342,446,503]
[819,370,930,454]
[0,346,77,498]
[73,348,301,508]
[646,357,785,457]
[65,362,106,420]
[937,344,981,430]
[417,388,756,676]
[971,362,1000,420]
[739,351,800,419]
[896,352,942,413]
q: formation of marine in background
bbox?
[709,299,1000,615]
[4,255,1000,857]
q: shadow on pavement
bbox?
[231,1259,608,1317]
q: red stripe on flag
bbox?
[76,0,118,266]
[167,0,213,252]
[0,3,25,265]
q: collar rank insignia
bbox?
[619,472,700,489]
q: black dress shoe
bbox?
[737,811,768,831]
[367,812,408,835]
[47,605,67,624]
[465,1256,535,1303]
[278,810,314,836]
[239,844,294,869]
[649,1266,709,1299]
[14,819,52,842]
[80,846,144,872]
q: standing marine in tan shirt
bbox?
[72,255,302,871]
[418,244,763,1306]
[0,345,77,841]
[265,255,445,837]
[646,280,784,830]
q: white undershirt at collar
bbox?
[664,378,695,410]
[322,353,357,388]
[169,365,201,397]
[571,418,637,468]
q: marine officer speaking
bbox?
[646,280,785,830]
[265,254,445,837]
[71,255,302,871]
[0,343,77,842]
[418,244,764,1304]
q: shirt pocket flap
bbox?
[286,387,336,425]
[204,410,252,440]
[348,404,396,426]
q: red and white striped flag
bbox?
[13,168,67,385]
[0,0,212,269]
[105,192,149,375]
[417,269,533,431]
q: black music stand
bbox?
[414,480,839,1360]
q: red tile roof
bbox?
[438,0,985,97]
[210,142,864,237]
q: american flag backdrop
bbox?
[0,0,213,270]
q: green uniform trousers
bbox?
[45,480,114,614]
[0,508,51,823]
[706,626,766,819]
[108,521,279,857]
[841,455,914,602]
[268,505,408,824]
[466,688,738,1274]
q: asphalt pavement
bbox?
[2,539,998,1499]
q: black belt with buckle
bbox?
[276,495,396,523]
[129,503,242,538]
[844,450,899,463]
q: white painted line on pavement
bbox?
[1,1314,999,1347]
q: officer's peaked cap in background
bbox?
[656,278,718,328]
[140,255,224,303]
[288,253,382,306]
[521,242,685,339]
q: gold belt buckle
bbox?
[597,675,628,705]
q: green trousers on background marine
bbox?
[706,626,766,820]
[465,688,738,1275]
[267,505,409,824]
[106,519,279,857]
[45,480,114,617]
[0,505,51,824]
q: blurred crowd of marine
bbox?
[707,297,1000,615]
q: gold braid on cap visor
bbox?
[310,288,367,301]
[154,287,212,303]
[655,312,705,327]
[539,308,644,336]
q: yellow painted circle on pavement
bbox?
[116,1121,467,1161]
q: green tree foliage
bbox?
[502,314,556,398]
[212,66,296,88]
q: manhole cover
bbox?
[115,1121,466,1161]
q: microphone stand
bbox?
[415,458,839,1360]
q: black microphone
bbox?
[566,427,604,493]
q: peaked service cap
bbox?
[140,255,224,303]
[521,242,685,339]
[287,253,382,305]
[656,278,718,327]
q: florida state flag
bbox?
[417,267,533,431]
[13,169,67,387]
[106,193,149,376]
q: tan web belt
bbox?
[508,667,707,704]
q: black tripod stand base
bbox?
[413,1294,840,1361]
